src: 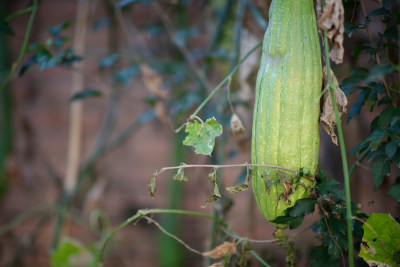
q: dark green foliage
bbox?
[70,89,103,102]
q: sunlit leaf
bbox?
[183,117,223,156]
[359,213,400,266]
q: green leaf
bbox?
[116,0,147,8]
[287,198,317,217]
[383,26,399,42]
[173,168,188,182]
[385,140,399,159]
[388,184,400,202]
[116,64,140,85]
[359,213,400,266]
[272,215,304,230]
[47,21,71,36]
[363,129,388,150]
[70,89,102,102]
[366,64,395,83]
[372,156,390,190]
[0,18,14,36]
[377,106,396,128]
[367,7,391,18]
[51,238,94,267]
[183,117,223,156]
[316,179,344,199]
[99,53,119,69]
[311,245,338,267]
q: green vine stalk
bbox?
[0,0,38,92]
[323,31,354,267]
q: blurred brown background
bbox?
[0,0,399,266]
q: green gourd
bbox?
[251,0,322,225]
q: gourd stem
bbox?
[189,41,262,120]
[323,32,354,267]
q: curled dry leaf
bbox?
[140,64,167,98]
[320,66,348,145]
[202,241,237,259]
[317,0,344,64]
[230,113,245,135]
[141,64,168,122]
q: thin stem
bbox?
[349,148,370,177]
[5,6,34,21]
[250,250,272,267]
[143,216,203,255]
[151,1,214,92]
[0,0,38,92]
[189,41,262,120]
[157,162,299,175]
[323,32,354,267]
[99,209,222,262]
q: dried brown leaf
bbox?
[202,242,237,259]
[141,64,167,98]
[208,263,224,267]
[317,0,344,64]
[230,113,245,136]
[320,66,348,145]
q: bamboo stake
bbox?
[64,0,91,195]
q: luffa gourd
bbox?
[252,0,322,225]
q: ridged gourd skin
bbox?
[251,0,322,224]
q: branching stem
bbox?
[157,162,299,176]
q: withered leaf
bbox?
[173,168,188,182]
[141,64,167,98]
[208,263,224,267]
[320,66,348,145]
[148,173,158,197]
[202,242,237,259]
[226,172,252,194]
[317,0,344,64]
[230,113,245,136]
[202,169,221,208]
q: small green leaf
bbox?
[388,184,400,203]
[47,21,71,36]
[287,198,317,217]
[367,7,391,18]
[316,179,340,199]
[173,168,188,182]
[372,156,391,190]
[311,245,338,267]
[359,213,400,266]
[0,18,14,36]
[385,140,399,159]
[183,117,223,156]
[99,54,119,69]
[366,64,395,83]
[70,89,102,102]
